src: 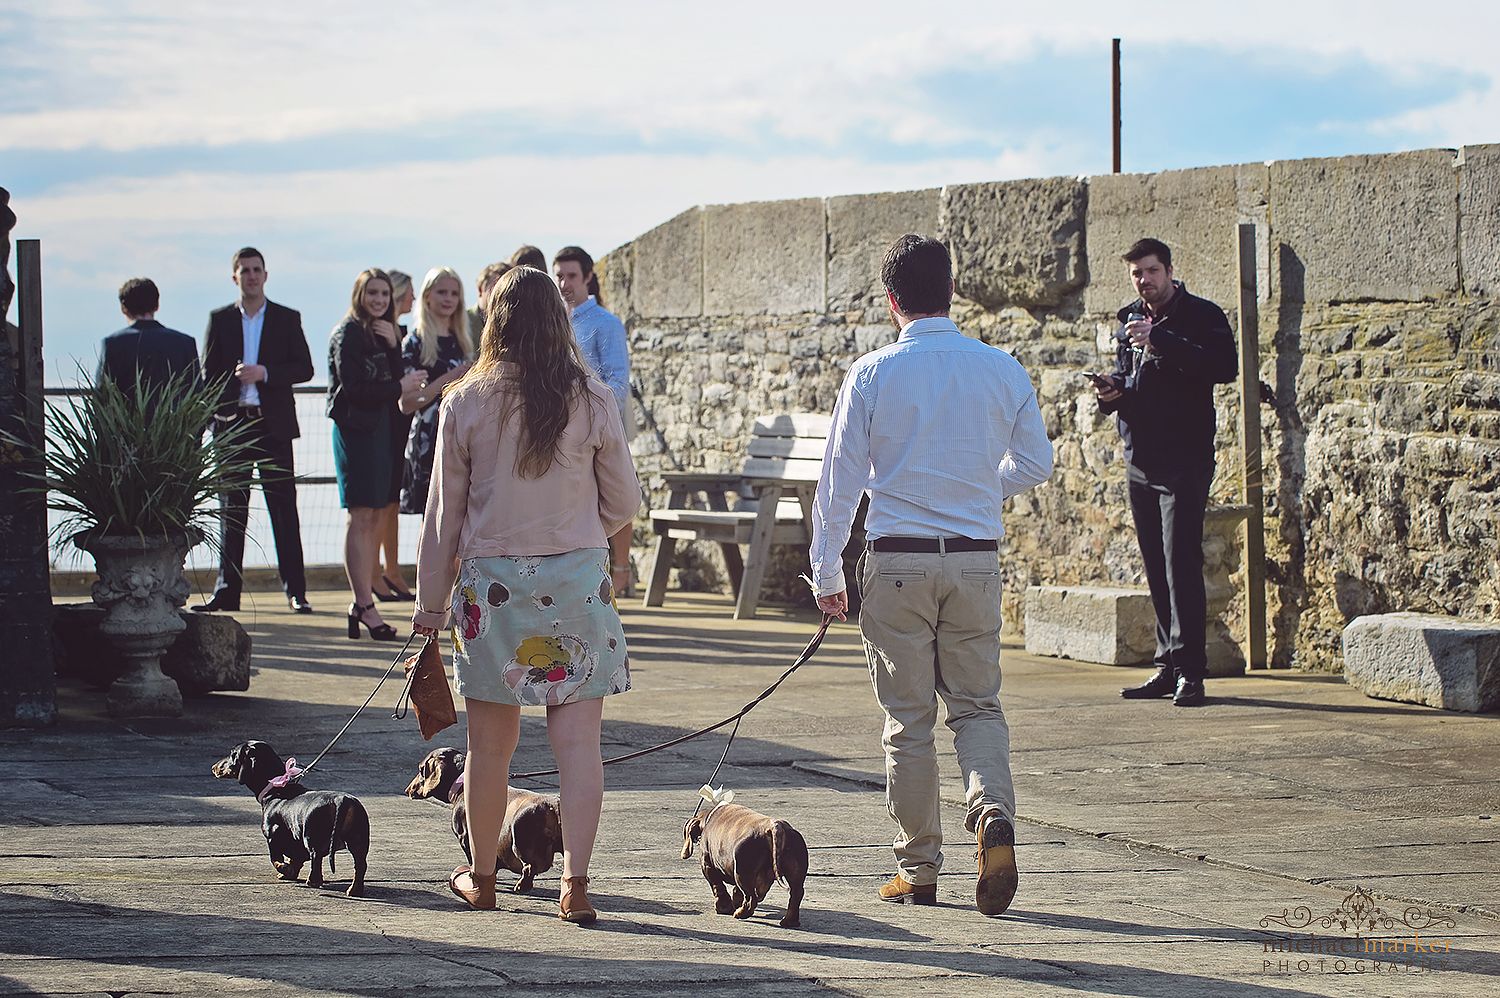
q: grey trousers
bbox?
[858,547,1016,886]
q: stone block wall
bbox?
[599,144,1500,672]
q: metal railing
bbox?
[43,384,413,571]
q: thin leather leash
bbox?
[298,632,425,778]
[297,614,833,787]
[510,614,834,782]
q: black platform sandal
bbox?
[347,601,399,641]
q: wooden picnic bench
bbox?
[642,413,831,619]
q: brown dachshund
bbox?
[682,798,808,928]
[405,747,562,894]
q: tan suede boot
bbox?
[559,875,598,924]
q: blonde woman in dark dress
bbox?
[371,269,417,602]
[398,266,475,515]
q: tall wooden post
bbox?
[16,241,45,431]
[1236,223,1267,669]
[0,226,58,726]
[1111,39,1122,174]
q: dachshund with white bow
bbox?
[682,785,808,928]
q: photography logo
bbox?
[1258,886,1457,975]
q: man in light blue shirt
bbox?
[809,234,1052,917]
[555,245,634,596]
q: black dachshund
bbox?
[212,740,369,897]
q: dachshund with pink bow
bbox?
[212,740,370,897]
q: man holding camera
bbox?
[1092,238,1237,707]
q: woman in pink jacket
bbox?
[411,266,641,922]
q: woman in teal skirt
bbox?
[327,268,425,640]
[412,267,641,922]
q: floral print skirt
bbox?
[450,548,630,707]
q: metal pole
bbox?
[1112,38,1122,174]
[1236,223,1267,669]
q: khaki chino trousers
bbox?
[858,546,1016,887]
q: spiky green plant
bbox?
[2,368,262,549]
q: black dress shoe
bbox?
[1120,667,1176,699]
[192,594,239,613]
[1173,677,1206,707]
[288,595,314,614]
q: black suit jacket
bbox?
[1099,282,1238,474]
[97,319,200,399]
[203,300,315,441]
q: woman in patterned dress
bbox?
[412,266,640,922]
[398,266,474,516]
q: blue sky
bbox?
[3,0,1497,384]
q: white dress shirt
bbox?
[239,300,266,406]
[808,316,1054,596]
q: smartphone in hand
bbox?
[1081,371,1113,390]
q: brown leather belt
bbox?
[870,536,998,553]
[235,406,263,418]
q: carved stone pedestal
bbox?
[76,530,196,718]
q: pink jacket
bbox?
[413,366,641,630]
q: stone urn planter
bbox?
[74,528,199,717]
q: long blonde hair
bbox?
[412,266,472,367]
[463,266,593,479]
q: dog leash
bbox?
[298,632,423,778]
[509,614,834,781]
[299,613,832,783]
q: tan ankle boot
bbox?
[449,865,497,910]
[559,875,597,924]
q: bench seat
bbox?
[644,413,829,619]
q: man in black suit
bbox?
[195,247,314,614]
[97,278,199,400]
[1093,238,1238,707]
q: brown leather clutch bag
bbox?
[398,637,457,740]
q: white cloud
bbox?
[10,0,1500,383]
[24,147,1066,254]
[21,146,1067,381]
[8,0,1497,153]
[1367,83,1500,147]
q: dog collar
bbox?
[257,757,304,802]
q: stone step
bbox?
[1343,612,1500,712]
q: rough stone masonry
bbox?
[600,145,1500,673]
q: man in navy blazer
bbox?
[97,278,199,399]
[194,247,315,615]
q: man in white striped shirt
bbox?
[809,234,1053,917]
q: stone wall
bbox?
[601,145,1500,672]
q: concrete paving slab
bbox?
[2,590,1498,996]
